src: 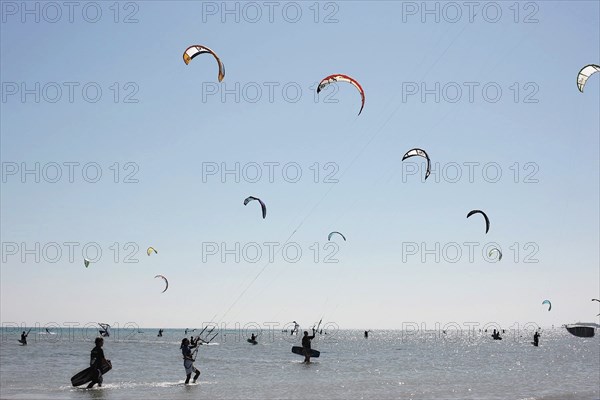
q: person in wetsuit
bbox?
[533,330,540,347]
[20,331,28,345]
[364,330,369,339]
[302,329,316,363]
[180,338,200,384]
[250,333,257,342]
[87,337,107,388]
[158,329,163,337]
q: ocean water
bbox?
[1,328,598,400]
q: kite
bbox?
[577,64,600,92]
[155,275,169,293]
[84,258,90,268]
[328,231,346,241]
[402,148,431,180]
[244,196,266,219]
[183,45,225,82]
[542,299,552,311]
[147,247,158,256]
[317,74,365,115]
[467,210,490,234]
[488,248,502,261]
[592,299,600,302]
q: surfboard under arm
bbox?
[291,346,320,358]
[71,360,112,387]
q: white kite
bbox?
[577,64,600,93]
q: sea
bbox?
[1,327,599,400]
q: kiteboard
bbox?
[247,339,257,345]
[18,339,26,345]
[531,342,538,347]
[291,346,320,358]
[71,359,112,387]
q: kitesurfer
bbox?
[20,331,28,345]
[87,337,107,388]
[98,324,110,337]
[364,330,369,339]
[302,329,316,363]
[251,333,257,342]
[180,338,200,384]
[158,329,163,337]
[533,330,540,347]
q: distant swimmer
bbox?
[302,329,316,363]
[87,337,107,388]
[158,329,163,337]
[533,330,540,347]
[19,330,29,345]
[180,338,200,384]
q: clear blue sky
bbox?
[1,1,599,329]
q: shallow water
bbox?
[1,328,598,399]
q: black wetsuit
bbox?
[89,346,105,386]
[20,333,27,345]
[533,332,539,346]
[302,335,313,350]
[302,332,315,362]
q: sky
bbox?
[1,1,599,330]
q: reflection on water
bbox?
[1,328,599,399]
